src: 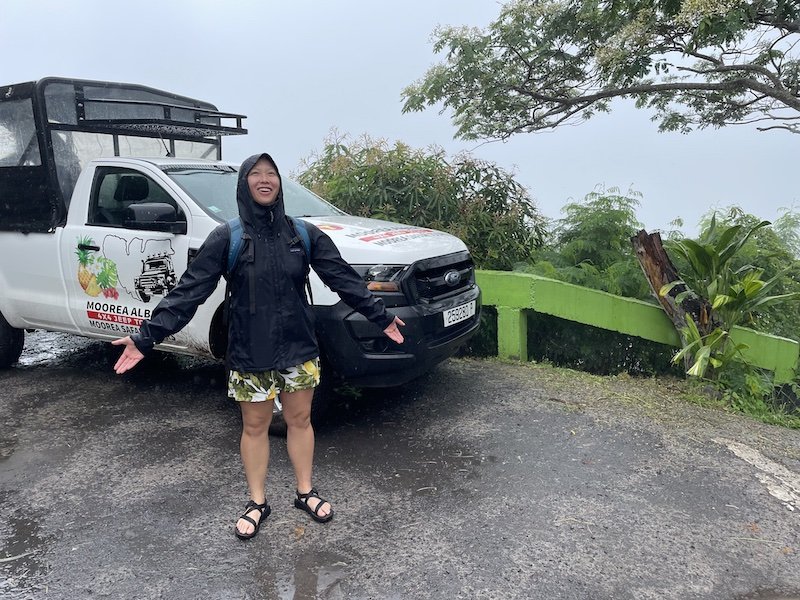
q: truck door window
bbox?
[89,167,185,228]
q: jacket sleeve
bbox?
[131,224,228,354]
[306,224,395,331]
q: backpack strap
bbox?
[224,216,257,317]
[288,216,311,261]
[226,217,244,275]
[288,216,314,304]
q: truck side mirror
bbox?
[124,202,187,234]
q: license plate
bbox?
[443,300,476,327]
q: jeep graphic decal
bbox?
[76,235,177,304]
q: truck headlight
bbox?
[355,265,407,292]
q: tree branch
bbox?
[756,123,800,131]
[758,17,800,34]
[676,63,784,88]
[510,79,786,108]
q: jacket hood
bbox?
[237,152,286,228]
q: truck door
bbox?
[62,166,191,342]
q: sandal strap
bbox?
[296,488,320,501]
[240,500,267,523]
[297,488,329,515]
[239,514,258,529]
[244,500,267,512]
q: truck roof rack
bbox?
[29,77,246,139]
[73,99,245,139]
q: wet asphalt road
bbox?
[1,332,799,600]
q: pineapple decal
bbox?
[75,236,119,299]
[76,236,100,297]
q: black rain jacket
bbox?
[131,152,395,372]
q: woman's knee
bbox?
[283,407,311,430]
[280,389,314,429]
[241,403,272,435]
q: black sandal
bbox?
[294,488,334,523]
[234,499,271,540]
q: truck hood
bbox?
[301,215,468,264]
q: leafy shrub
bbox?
[297,134,546,270]
[523,187,652,300]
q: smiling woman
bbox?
[247,157,281,206]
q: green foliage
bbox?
[514,186,667,376]
[692,206,800,340]
[297,135,546,270]
[662,213,799,378]
[772,205,800,258]
[402,0,800,139]
[703,366,800,428]
[520,187,651,299]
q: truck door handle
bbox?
[78,243,100,252]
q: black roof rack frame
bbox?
[35,77,247,142]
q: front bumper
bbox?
[314,284,481,387]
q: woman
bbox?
[112,152,404,540]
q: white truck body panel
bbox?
[2,157,475,357]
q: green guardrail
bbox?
[476,270,799,384]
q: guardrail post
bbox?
[496,307,528,361]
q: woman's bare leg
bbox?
[281,388,331,518]
[236,400,273,535]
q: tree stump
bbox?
[631,230,719,352]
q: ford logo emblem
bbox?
[444,270,461,286]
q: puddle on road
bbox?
[16,330,100,368]
[0,502,47,600]
[272,550,348,600]
[13,330,225,393]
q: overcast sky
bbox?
[3,0,797,235]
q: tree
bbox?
[402,0,800,140]
[523,186,652,298]
[517,187,679,376]
[297,134,546,270]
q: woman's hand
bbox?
[383,316,406,344]
[111,336,145,374]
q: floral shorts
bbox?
[228,358,321,403]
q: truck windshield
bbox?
[163,167,345,221]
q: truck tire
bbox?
[0,312,24,368]
[268,360,335,437]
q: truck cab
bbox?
[0,78,481,421]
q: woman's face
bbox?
[247,158,281,206]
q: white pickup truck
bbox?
[0,77,481,425]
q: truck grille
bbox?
[411,252,475,302]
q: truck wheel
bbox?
[138,291,150,303]
[268,363,335,437]
[0,312,24,368]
